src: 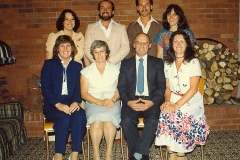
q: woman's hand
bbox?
[102,99,115,108]
[162,103,178,114]
[160,101,172,111]
[55,103,72,115]
[69,102,80,113]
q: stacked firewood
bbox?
[195,40,239,104]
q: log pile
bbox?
[195,39,239,104]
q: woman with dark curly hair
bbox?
[46,9,90,66]
[153,4,196,61]
[155,31,209,160]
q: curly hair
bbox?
[56,9,80,32]
[162,4,189,30]
[90,40,110,60]
[165,30,195,64]
[52,35,77,60]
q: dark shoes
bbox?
[129,156,137,160]
[142,155,149,160]
[128,155,149,160]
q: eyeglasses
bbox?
[134,41,150,46]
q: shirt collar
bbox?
[94,19,118,27]
[133,16,159,25]
[136,54,148,62]
[58,54,72,68]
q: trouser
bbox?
[43,103,87,154]
[120,105,160,156]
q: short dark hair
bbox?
[52,35,77,59]
[135,0,153,6]
[98,0,115,11]
[56,9,80,32]
[90,40,110,60]
[162,4,189,30]
[166,30,195,64]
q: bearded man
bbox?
[84,0,130,67]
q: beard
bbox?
[99,12,114,21]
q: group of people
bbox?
[41,0,210,160]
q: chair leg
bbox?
[82,140,86,160]
[120,127,124,160]
[159,146,164,160]
[201,145,204,160]
[87,127,90,160]
[45,131,49,160]
[126,144,128,160]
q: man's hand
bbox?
[138,99,154,111]
[127,99,154,111]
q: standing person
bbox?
[84,0,130,67]
[41,35,87,160]
[153,4,196,60]
[118,33,166,160]
[155,30,210,160]
[126,0,162,58]
[46,9,90,66]
[81,40,121,160]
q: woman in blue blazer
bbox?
[41,35,86,160]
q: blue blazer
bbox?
[118,55,166,108]
[41,58,82,107]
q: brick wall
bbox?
[0,0,238,100]
[25,104,240,137]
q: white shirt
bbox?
[58,55,72,95]
[96,19,118,38]
[135,54,149,96]
[136,16,159,34]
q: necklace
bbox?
[175,56,184,58]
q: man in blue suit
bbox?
[118,33,165,160]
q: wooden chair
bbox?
[43,118,86,160]
[86,125,125,160]
[125,118,164,160]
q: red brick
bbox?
[222,125,238,130]
[215,119,231,125]
[209,126,222,130]
[231,119,240,124]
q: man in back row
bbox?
[84,0,130,67]
[126,0,162,59]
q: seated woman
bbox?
[41,35,87,160]
[81,40,121,160]
[155,30,210,160]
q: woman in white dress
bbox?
[155,30,210,160]
[81,40,121,160]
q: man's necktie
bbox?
[137,58,144,94]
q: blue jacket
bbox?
[41,58,82,107]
